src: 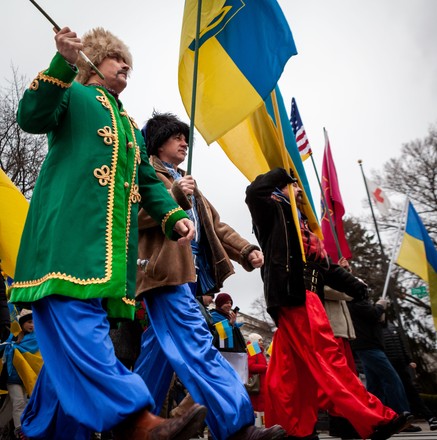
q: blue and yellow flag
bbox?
[214,319,234,348]
[179,0,296,144]
[247,340,261,356]
[0,170,29,278]
[396,201,437,329]
[218,86,321,240]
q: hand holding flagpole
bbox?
[28,0,105,80]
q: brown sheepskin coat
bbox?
[136,156,260,297]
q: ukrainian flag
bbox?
[179,0,297,144]
[397,201,437,328]
[218,86,321,239]
[0,170,29,278]
[247,340,261,356]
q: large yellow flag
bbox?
[0,170,28,278]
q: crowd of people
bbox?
[0,24,435,440]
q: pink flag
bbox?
[321,128,352,263]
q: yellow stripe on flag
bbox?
[12,349,43,396]
[214,320,228,340]
[397,234,428,282]
[0,170,29,278]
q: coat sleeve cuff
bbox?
[161,208,190,240]
[240,244,261,272]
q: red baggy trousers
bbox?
[264,291,396,438]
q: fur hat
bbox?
[76,27,133,84]
[18,309,33,327]
[141,112,190,157]
[214,293,233,310]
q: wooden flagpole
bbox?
[186,0,203,175]
[28,0,105,79]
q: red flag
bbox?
[321,128,352,263]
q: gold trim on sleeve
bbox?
[36,71,72,89]
[161,207,184,234]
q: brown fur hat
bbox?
[76,27,133,84]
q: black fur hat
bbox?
[141,112,190,157]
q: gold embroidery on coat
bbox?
[94,165,111,186]
[96,94,111,109]
[29,79,39,91]
[14,91,146,293]
[13,272,108,287]
[130,184,141,204]
[122,297,136,306]
[97,126,116,146]
[36,71,71,89]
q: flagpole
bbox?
[271,88,306,262]
[186,0,203,175]
[358,160,385,257]
[381,197,409,299]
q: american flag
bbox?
[290,97,312,161]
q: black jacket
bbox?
[382,322,411,368]
[347,299,385,351]
[245,168,367,324]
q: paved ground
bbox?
[193,420,437,439]
[319,420,436,440]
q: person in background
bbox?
[347,297,411,417]
[247,333,268,414]
[10,26,206,440]
[382,321,437,431]
[245,167,412,440]
[210,293,249,383]
[0,310,39,440]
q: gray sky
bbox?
[2,1,437,313]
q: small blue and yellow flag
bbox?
[214,319,234,348]
[179,0,296,144]
[247,340,261,356]
[397,201,437,329]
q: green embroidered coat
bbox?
[10,53,187,319]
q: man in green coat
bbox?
[10,26,206,440]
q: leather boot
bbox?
[370,412,414,440]
[113,403,207,440]
[229,424,286,439]
[170,393,195,418]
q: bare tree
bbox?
[380,124,437,238]
[249,294,275,328]
[0,66,47,199]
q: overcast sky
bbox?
[2,1,437,313]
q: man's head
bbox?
[142,112,190,164]
[281,170,303,206]
[77,28,132,94]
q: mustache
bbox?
[117,69,129,76]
